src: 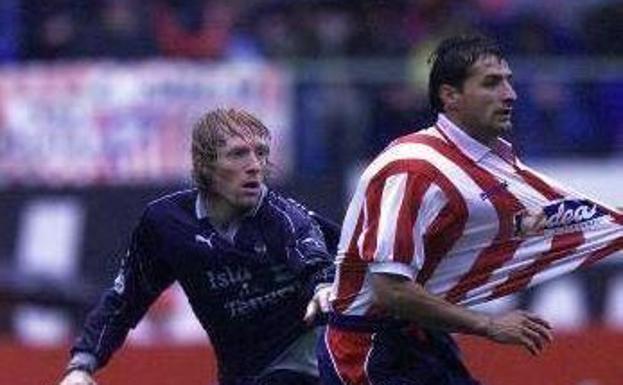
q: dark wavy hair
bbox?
[428,34,506,114]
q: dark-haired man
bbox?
[318,35,623,385]
[59,108,338,385]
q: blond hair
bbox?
[191,108,271,192]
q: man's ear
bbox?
[439,84,461,112]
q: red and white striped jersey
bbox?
[331,114,623,317]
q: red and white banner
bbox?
[0,61,292,186]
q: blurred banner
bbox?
[0,61,293,186]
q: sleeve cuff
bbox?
[65,352,98,375]
[314,282,333,293]
[368,261,415,279]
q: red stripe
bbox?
[334,212,366,313]
[393,175,432,264]
[347,210,365,258]
[361,179,383,262]
[515,167,563,200]
[399,134,525,303]
[392,132,423,146]
[327,327,373,385]
[491,231,584,298]
[417,173,468,285]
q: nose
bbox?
[246,152,262,173]
[503,80,517,102]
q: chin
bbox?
[237,196,260,210]
[497,121,513,134]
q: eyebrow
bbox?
[482,72,512,81]
[226,142,269,153]
[226,144,251,153]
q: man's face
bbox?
[209,133,270,212]
[451,55,517,140]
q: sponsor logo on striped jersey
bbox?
[514,199,609,237]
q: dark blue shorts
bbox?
[317,314,481,385]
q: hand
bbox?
[484,310,553,356]
[59,370,97,385]
[303,284,332,325]
[515,207,546,236]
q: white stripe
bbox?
[336,185,366,261]
[374,173,408,262]
[363,333,376,385]
[414,183,448,270]
[343,272,375,316]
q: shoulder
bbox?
[261,190,316,229]
[388,126,440,147]
[264,190,314,218]
[142,188,198,226]
[360,129,441,186]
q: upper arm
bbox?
[358,171,446,279]
[112,210,175,324]
[281,199,335,286]
[309,212,340,255]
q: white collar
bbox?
[435,113,516,164]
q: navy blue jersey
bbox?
[72,189,336,383]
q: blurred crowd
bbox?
[0,0,622,172]
[2,0,620,61]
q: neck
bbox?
[444,113,497,147]
[203,193,247,227]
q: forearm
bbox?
[371,273,489,336]
[371,272,553,355]
[72,289,141,369]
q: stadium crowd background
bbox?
[0,1,622,385]
[2,0,623,163]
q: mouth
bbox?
[497,108,513,121]
[241,181,261,193]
